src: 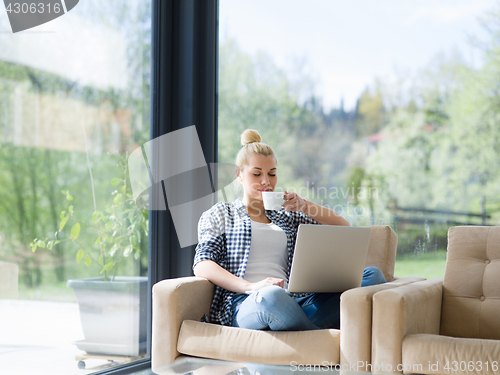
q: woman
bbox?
[193,129,386,330]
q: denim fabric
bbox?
[231,266,386,331]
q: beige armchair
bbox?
[372,226,500,374]
[152,225,425,371]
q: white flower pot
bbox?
[67,276,148,356]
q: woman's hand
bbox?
[282,191,351,226]
[194,260,285,294]
[283,191,308,213]
[245,277,284,293]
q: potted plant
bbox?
[31,155,149,357]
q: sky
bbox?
[220,0,498,111]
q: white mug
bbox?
[262,191,285,210]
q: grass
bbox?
[394,250,447,279]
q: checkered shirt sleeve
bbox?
[194,203,228,267]
[194,201,251,325]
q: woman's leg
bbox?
[361,266,387,286]
[231,268,386,331]
[295,292,342,329]
[296,266,387,329]
[231,285,318,331]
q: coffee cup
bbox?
[262,191,285,210]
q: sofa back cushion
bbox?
[364,226,397,282]
[441,226,500,339]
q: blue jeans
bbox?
[231,266,386,331]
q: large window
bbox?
[218,0,500,279]
[0,1,151,373]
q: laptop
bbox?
[287,225,372,293]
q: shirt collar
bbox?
[233,199,246,211]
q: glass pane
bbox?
[0,1,151,373]
[219,0,499,280]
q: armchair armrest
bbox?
[372,278,443,373]
[391,276,426,285]
[340,277,425,371]
[152,277,215,370]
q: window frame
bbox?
[91,0,218,373]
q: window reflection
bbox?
[219,0,500,282]
[0,1,151,373]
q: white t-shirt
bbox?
[243,220,289,288]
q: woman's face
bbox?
[238,153,277,202]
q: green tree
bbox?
[354,84,387,137]
[218,39,356,209]
[0,0,152,291]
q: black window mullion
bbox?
[146,0,218,365]
[93,1,218,373]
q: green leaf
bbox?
[76,249,84,263]
[31,244,38,253]
[121,185,126,193]
[134,251,140,260]
[98,255,103,265]
[109,244,119,257]
[92,210,103,222]
[47,241,53,250]
[113,194,122,205]
[102,259,114,272]
[71,223,81,240]
[65,191,73,201]
[59,215,69,231]
[36,240,46,248]
[84,254,92,267]
[123,245,133,257]
[111,178,121,186]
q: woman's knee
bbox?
[362,266,386,286]
[248,285,290,307]
[364,266,384,277]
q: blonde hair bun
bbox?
[241,129,262,146]
[235,128,276,171]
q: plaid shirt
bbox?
[193,199,319,326]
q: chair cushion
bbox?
[441,226,500,339]
[402,333,500,375]
[365,225,397,282]
[177,320,340,366]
